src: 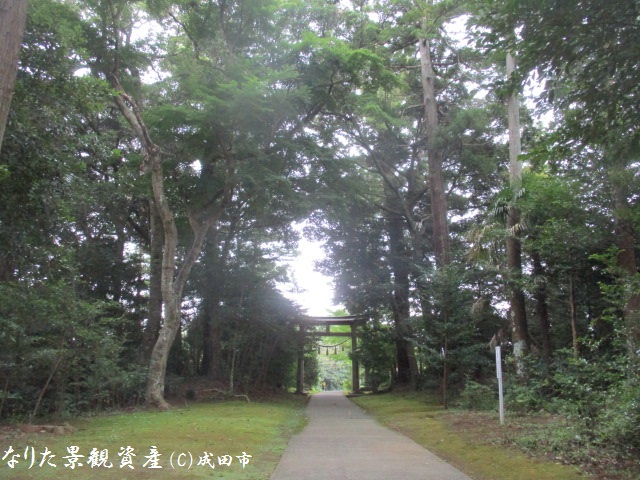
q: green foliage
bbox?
[0,281,145,419]
[0,0,113,282]
[416,264,499,399]
[304,349,320,390]
[474,0,640,147]
[500,350,640,466]
[552,353,620,419]
[455,379,496,411]
[184,227,305,392]
[355,323,395,392]
[598,381,640,455]
[317,354,351,391]
[0,8,637,475]
[504,380,547,415]
[589,247,640,371]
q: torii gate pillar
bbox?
[296,326,305,394]
[351,323,359,394]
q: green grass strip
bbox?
[351,392,585,480]
[1,396,306,479]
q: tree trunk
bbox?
[111,82,228,409]
[387,212,418,386]
[610,162,640,378]
[531,252,552,368]
[568,274,580,359]
[142,199,163,359]
[0,0,28,153]
[145,143,180,409]
[506,53,529,377]
[419,37,450,268]
[441,337,448,409]
[200,298,224,380]
[144,158,218,407]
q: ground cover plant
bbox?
[0,395,306,479]
[352,391,605,480]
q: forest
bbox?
[0,0,638,466]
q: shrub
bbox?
[456,380,497,411]
[597,381,640,457]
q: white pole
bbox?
[496,346,505,424]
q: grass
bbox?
[0,395,307,479]
[351,391,587,480]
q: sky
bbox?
[280,232,343,317]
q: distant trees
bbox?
[0,6,638,461]
[309,0,504,390]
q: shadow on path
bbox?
[270,391,471,480]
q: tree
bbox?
[419,10,450,268]
[0,0,150,418]
[0,0,28,152]
[304,0,506,390]
[82,0,373,406]
[474,0,640,376]
[505,52,529,376]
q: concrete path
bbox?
[270,391,472,480]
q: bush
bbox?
[456,380,497,411]
[504,382,547,414]
[597,381,640,457]
[0,281,146,419]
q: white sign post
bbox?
[496,346,505,424]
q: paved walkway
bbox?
[270,391,472,480]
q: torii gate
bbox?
[295,315,367,394]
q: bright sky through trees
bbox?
[281,229,343,316]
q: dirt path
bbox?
[270,391,472,480]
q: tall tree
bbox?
[80,0,236,407]
[0,0,28,152]
[0,0,150,418]
[474,0,640,376]
[420,23,450,268]
[114,85,231,408]
[86,0,363,406]
[505,52,529,375]
[307,0,504,388]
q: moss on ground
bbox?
[1,396,306,479]
[351,392,587,480]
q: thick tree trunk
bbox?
[387,212,418,386]
[142,199,163,359]
[144,157,218,408]
[145,142,180,409]
[531,252,552,368]
[419,37,450,268]
[200,298,224,380]
[506,53,529,377]
[146,293,181,408]
[0,0,28,153]
[610,164,640,378]
[111,83,227,409]
[507,234,529,374]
